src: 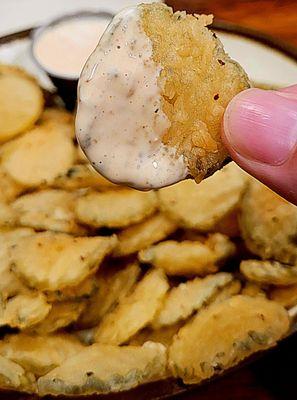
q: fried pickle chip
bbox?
[240,260,297,286]
[270,285,297,308]
[29,301,86,334]
[45,276,98,302]
[139,234,235,276]
[76,4,248,190]
[0,64,43,142]
[38,107,74,138]
[152,273,233,328]
[0,228,35,300]
[129,323,183,347]
[206,233,236,265]
[0,167,23,203]
[140,4,249,182]
[94,269,169,345]
[0,123,75,187]
[77,263,141,329]
[239,179,297,264]
[211,280,241,304]
[114,214,177,257]
[10,232,117,291]
[39,107,73,125]
[0,293,51,330]
[0,355,36,392]
[38,342,167,396]
[12,189,84,234]
[75,189,158,228]
[0,201,16,227]
[158,163,248,231]
[0,228,35,264]
[241,282,266,298]
[52,164,119,191]
[0,333,84,377]
[0,268,26,302]
[0,228,35,254]
[169,295,289,384]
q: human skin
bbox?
[222,85,297,205]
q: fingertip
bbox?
[222,87,297,166]
[221,87,297,205]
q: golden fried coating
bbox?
[114,214,177,257]
[38,107,74,138]
[0,355,36,392]
[210,280,241,304]
[0,293,51,330]
[44,276,98,302]
[10,232,117,291]
[241,282,266,298]
[0,228,35,300]
[94,269,169,345]
[129,323,183,347]
[152,273,233,328]
[142,4,249,181]
[240,179,297,264]
[29,301,86,334]
[75,189,158,229]
[0,64,43,142]
[158,163,248,231]
[77,263,141,329]
[0,123,75,187]
[0,167,23,203]
[240,260,297,286]
[169,295,289,384]
[0,201,16,227]
[12,189,84,234]
[37,343,167,396]
[0,333,83,377]
[139,234,235,276]
[52,164,119,191]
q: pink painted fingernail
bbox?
[223,88,297,166]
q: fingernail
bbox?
[224,88,297,166]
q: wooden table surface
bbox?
[166,1,297,399]
[169,0,297,46]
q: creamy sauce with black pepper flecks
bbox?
[75,6,188,190]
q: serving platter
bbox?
[0,15,297,400]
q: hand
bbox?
[222,85,297,205]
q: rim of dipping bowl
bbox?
[31,10,114,81]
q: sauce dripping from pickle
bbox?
[76,6,188,190]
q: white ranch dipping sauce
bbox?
[76,6,188,190]
[33,17,111,78]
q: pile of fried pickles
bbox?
[0,63,295,396]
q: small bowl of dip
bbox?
[32,11,113,110]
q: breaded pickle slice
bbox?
[169,295,289,384]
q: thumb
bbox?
[222,86,297,204]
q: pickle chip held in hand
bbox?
[76,2,249,189]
